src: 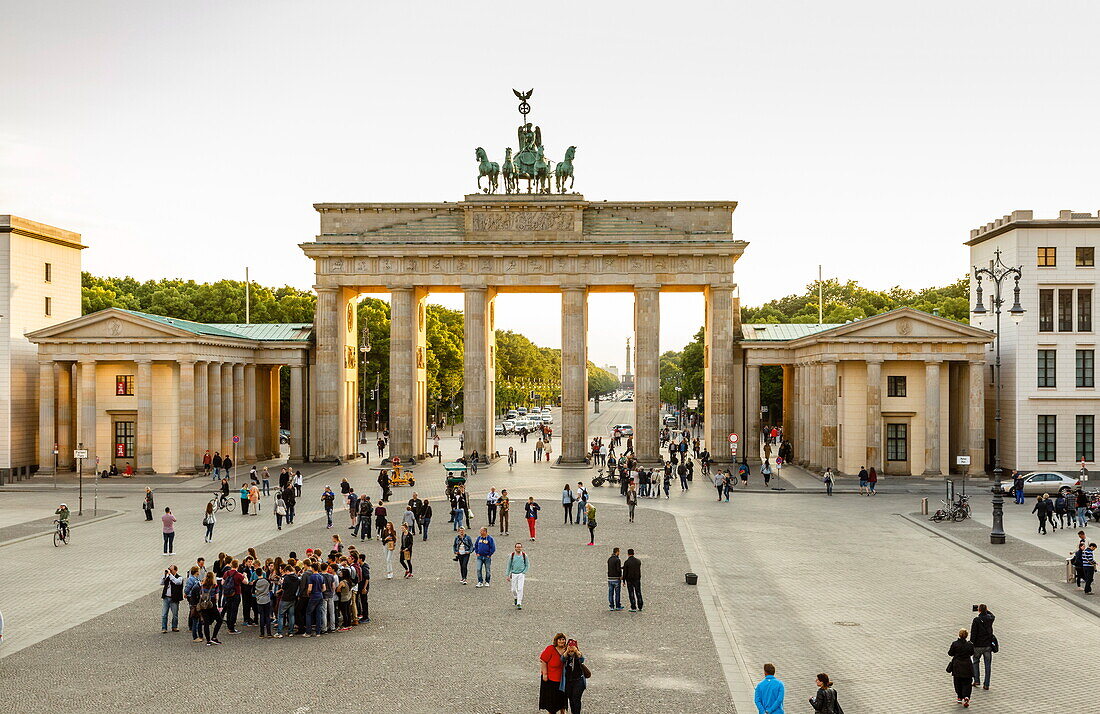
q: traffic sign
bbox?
[232,435,240,444]
[728,433,738,444]
[956,455,971,466]
[730,444,738,455]
[74,449,88,459]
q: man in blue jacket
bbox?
[754,663,785,714]
[474,527,496,588]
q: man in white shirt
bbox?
[486,488,501,526]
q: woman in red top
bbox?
[539,632,568,713]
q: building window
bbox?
[1037,247,1057,266]
[886,375,907,397]
[115,375,135,396]
[1037,415,1057,462]
[1077,349,1095,388]
[1078,415,1095,462]
[1039,289,1054,332]
[1059,289,1074,332]
[44,262,52,282]
[1078,247,1096,267]
[114,421,135,459]
[1079,289,1093,332]
[1037,349,1057,387]
[886,423,908,461]
[44,297,52,316]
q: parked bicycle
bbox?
[53,519,70,547]
[930,494,971,522]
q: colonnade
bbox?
[37,358,304,474]
[312,284,743,465]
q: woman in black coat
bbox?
[809,672,843,713]
[948,628,975,706]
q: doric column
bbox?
[208,362,223,454]
[745,362,761,462]
[135,359,153,473]
[232,363,245,459]
[807,363,820,470]
[313,286,358,461]
[289,365,305,462]
[795,364,806,465]
[222,363,234,454]
[38,360,56,475]
[57,362,73,470]
[821,360,838,470]
[704,284,737,463]
[463,286,497,460]
[389,287,429,460]
[560,285,589,463]
[865,358,883,470]
[244,363,257,463]
[177,360,196,473]
[781,364,794,437]
[270,366,281,460]
[195,360,208,465]
[968,360,986,473]
[254,365,268,460]
[923,359,942,476]
[634,285,661,463]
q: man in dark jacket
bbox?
[606,547,623,611]
[623,548,643,612]
[969,604,996,690]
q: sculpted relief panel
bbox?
[471,211,574,232]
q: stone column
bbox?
[178,360,196,474]
[254,365,268,460]
[313,286,356,461]
[463,287,497,460]
[270,366,282,460]
[135,359,153,473]
[821,360,838,470]
[967,360,986,473]
[923,360,942,476]
[794,364,805,465]
[865,358,883,470]
[208,362,223,454]
[57,362,73,470]
[390,287,429,460]
[233,364,245,461]
[222,364,235,454]
[634,285,661,463]
[78,359,97,464]
[781,364,794,437]
[560,285,589,463]
[807,363,820,470]
[745,363,761,462]
[195,360,208,465]
[244,364,257,463]
[289,365,305,462]
[704,285,737,464]
[38,360,56,475]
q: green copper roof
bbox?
[121,310,312,342]
[741,323,842,341]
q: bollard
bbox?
[921,497,928,515]
[1067,559,1075,584]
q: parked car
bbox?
[542,407,552,414]
[613,424,634,437]
[506,409,519,420]
[517,407,528,416]
[1018,471,1082,495]
[503,420,516,432]
[495,424,507,435]
[621,395,633,402]
[541,413,554,424]
[663,415,678,426]
[279,429,291,445]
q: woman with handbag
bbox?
[562,638,590,713]
[275,493,287,530]
[399,522,414,578]
[381,522,397,579]
[809,673,843,713]
[947,628,976,707]
[202,502,216,543]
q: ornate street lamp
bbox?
[972,248,1024,544]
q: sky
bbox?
[4,1,1100,370]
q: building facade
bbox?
[968,210,1098,473]
[0,216,84,482]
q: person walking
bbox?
[293,469,303,497]
[970,604,996,690]
[948,628,976,706]
[161,507,176,555]
[507,542,530,609]
[1032,495,1050,534]
[1012,470,1025,505]
[525,497,541,541]
[585,502,597,545]
[753,663,785,714]
[1076,488,1090,527]
[868,467,878,495]
[623,548,643,612]
[486,488,500,527]
[626,484,638,524]
[221,453,233,481]
[761,459,773,489]
[381,522,397,580]
[499,489,510,536]
[211,451,222,480]
[453,527,473,585]
[857,466,868,495]
[202,502,216,542]
[575,482,589,526]
[808,673,842,713]
[607,547,623,611]
[562,639,589,714]
[539,633,569,713]
[823,468,834,496]
[714,471,725,501]
[420,499,433,541]
[321,486,336,529]
[261,467,271,497]
[474,526,496,587]
[399,523,414,578]
[160,565,183,633]
[143,487,155,521]
[401,505,417,536]
[274,493,287,530]
[561,484,575,525]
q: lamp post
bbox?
[972,248,1024,544]
[674,385,683,429]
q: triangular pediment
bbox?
[788,308,993,345]
[26,309,203,341]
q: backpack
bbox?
[221,575,236,595]
[198,588,214,611]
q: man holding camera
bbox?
[969,604,996,690]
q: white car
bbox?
[1018,471,1082,495]
[542,407,552,414]
[612,424,634,437]
[503,420,516,432]
[541,413,554,424]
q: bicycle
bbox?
[209,493,235,513]
[930,495,971,522]
[53,519,70,547]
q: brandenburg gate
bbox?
[301,193,747,465]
